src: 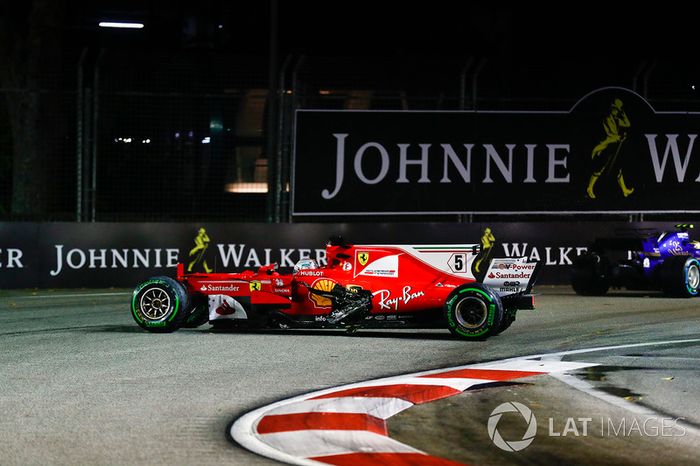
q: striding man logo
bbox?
[586,98,634,199]
[187,227,213,273]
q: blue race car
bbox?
[571,224,700,297]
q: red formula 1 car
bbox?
[130,238,540,339]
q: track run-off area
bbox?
[1,286,699,465]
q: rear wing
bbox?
[482,257,541,297]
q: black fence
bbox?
[3,52,700,222]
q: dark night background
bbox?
[1,1,698,222]
[49,2,694,58]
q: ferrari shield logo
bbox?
[357,252,370,266]
[249,281,261,292]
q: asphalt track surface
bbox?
[1,286,699,465]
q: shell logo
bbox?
[309,278,336,308]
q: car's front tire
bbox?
[444,283,503,340]
[131,276,189,332]
[182,294,209,328]
[660,256,700,298]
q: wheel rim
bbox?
[454,296,488,329]
[140,287,171,321]
[688,263,700,290]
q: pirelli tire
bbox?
[493,309,516,336]
[660,256,700,298]
[444,283,504,340]
[131,276,189,332]
[571,253,610,296]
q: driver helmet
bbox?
[293,259,319,274]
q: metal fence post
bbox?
[266,0,279,223]
[90,49,104,222]
[632,60,646,93]
[288,55,306,222]
[642,59,658,100]
[458,57,474,223]
[83,87,92,222]
[472,58,487,111]
[275,54,293,222]
[76,48,87,222]
[459,57,474,110]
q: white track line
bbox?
[544,339,700,436]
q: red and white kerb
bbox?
[231,358,596,466]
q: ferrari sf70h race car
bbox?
[131,238,540,339]
[571,224,700,297]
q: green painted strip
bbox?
[458,287,493,302]
[131,291,143,324]
[167,294,180,322]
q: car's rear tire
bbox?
[131,276,189,332]
[571,253,610,296]
[493,310,516,336]
[660,256,700,298]
[444,283,503,340]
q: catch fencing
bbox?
[1,52,699,222]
